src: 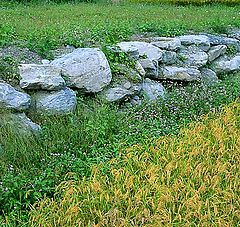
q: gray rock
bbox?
[142,78,165,101]
[135,61,146,77]
[208,45,227,62]
[123,81,132,89]
[51,48,112,93]
[117,41,163,61]
[0,82,31,111]
[162,50,177,65]
[130,96,142,106]
[33,88,77,115]
[41,59,50,65]
[151,37,181,51]
[204,34,240,51]
[211,55,240,74]
[104,87,132,102]
[200,68,218,83]
[159,66,201,82]
[19,64,65,90]
[138,59,158,79]
[1,113,41,136]
[178,46,208,67]
[228,29,240,40]
[178,35,210,51]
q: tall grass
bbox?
[29,101,240,226]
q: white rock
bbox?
[138,59,158,79]
[208,45,227,62]
[104,87,132,102]
[200,68,218,83]
[212,55,240,74]
[142,78,165,101]
[117,41,163,61]
[33,88,77,115]
[19,64,65,90]
[204,34,240,51]
[0,82,31,111]
[178,35,210,51]
[159,66,201,81]
[51,48,112,93]
[135,61,146,77]
[178,46,208,67]
[41,59,50,65]
[151,37,181,51]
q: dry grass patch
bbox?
[29,101,240,226]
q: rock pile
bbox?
[1,31,240,134]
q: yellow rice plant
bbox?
[29,101,240,226]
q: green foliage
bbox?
[226,45,238,56]
[0,56,20,85]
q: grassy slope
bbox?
[29,101,240,226]
[1,3,240,56]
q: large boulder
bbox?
[159,66,201,82]
[0,82,31,111]
[51,48,112,93]
[208,45,227,62]
[117,41,163,61]
[33,88,77,115]
[19,64,65,90]
[211,55,240,74]
[0,113,41,136]
[178,46,208,67]
[178,35,210,51]
[142,78,165,101]
[151,37,181,51]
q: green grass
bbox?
[0,3,240,57]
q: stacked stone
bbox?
[1,31,240,134]
[114,33,240,103]
[1,48,113,134]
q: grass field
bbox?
[1,2,240,57]
[1,1,240,226]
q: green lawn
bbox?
[1,3,240,56]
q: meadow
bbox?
[0,0,240,226]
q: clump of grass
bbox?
[29,101,240,226]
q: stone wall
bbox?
[1,31,240,133]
